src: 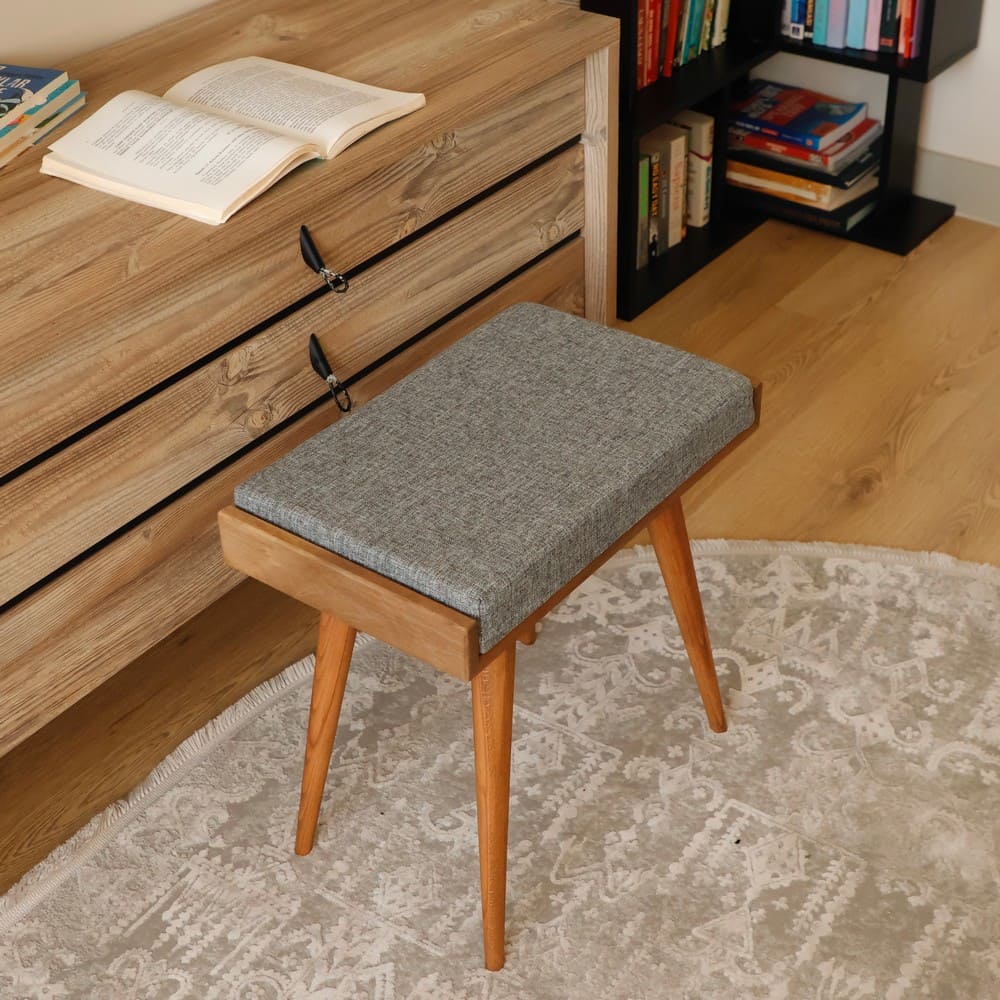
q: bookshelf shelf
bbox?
[777,38,930,81]
[584,0,983,321]
[633,38,774,128]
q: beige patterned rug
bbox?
[2,540,999,999]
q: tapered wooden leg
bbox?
[471,644,516,971]
[295,613,357,856]
[647,497,727,733]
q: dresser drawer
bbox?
[0,240,586,755]
[0,147,585,605]
[0,63,586,478]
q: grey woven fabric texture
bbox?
[235,303,755,652]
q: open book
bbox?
[40,57,425,224]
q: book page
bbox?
[165,57,425,157]
[42,91,314,221]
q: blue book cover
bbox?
[0,64,68,128]
[0,79,78,141]
[789,0,807,39]
[814,0,831,45]
[731,79,867,151]
[846,0,869,49]
[684,0,708,62]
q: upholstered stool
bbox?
[218,303,759,970]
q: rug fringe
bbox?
[0,641,372,931]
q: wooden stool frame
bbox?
[218,386,760,971]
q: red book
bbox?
[647,1,663,86]
[663,0,682,78]
[637,0,647,89]
[729,117,883,172]
[899,0,914,58]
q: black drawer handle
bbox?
[300,225,350,293]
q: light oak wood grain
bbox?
[0,0,613,475]
[0,147,585,602]
[583,42,618,322]
[294,614,357,856]
[471,643,516,971]
[0,241,587,758]
[219,508,480,680]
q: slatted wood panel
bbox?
[0,0,615,476]
[0,148,585,604]
[0,239,586,757]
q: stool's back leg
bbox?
[296,613,358,855]
[648,497,728,734]
[471,644,516,971]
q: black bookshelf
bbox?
[582,0,984,320]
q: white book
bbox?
[40,57,425,224]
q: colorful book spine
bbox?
[664,0,682,76]
[676,0,692,66]
[899,0,914,57]
[712,0,731,46]
[846,0,869,49]
[647,149,661,256]
[911,0,925,57]
[666,131,688,244]
[865,0,882,50]
[684,0,707,62]
[805,0,816,40]
[639,0,648,88]
[789,0,807,39]
[826,0,849,46]
[879,0,900,51]
[700,0,717,54]
[637,154,650,268]
[647,0,662,85]
[813,0,831,45]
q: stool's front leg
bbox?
[471,644,516,971]
[648,496,728,734]
[296,613,357,855]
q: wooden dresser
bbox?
[0,0,618,756]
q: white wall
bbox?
[6,0,214,66]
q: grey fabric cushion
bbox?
[235,303,755,652]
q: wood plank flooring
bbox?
[2,217,998,893]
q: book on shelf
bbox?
[647,148,662,257]
[814,0,830,45]
[846,0,868,49]
[826,0,849,47]
[636,0,734,88]
[637,154,651,268]
[727,163,878,209]
[729,116,882,173]
[782,0,925,56]
[641,123,687,252]
[880,1,900,51]
[732,80,867,151]
[0,64,68,129]
[728,135,882,187]
[729,185,878,233]
[40,57,425,224]
[670,109,713,227]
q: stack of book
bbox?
[726,80,882,234]
[636,0,733,89]
[636,109,715,267]
[0,64,85,169]
[781,0,925,58]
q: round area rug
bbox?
[2,540,999,999]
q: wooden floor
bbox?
[2,217,999,892]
